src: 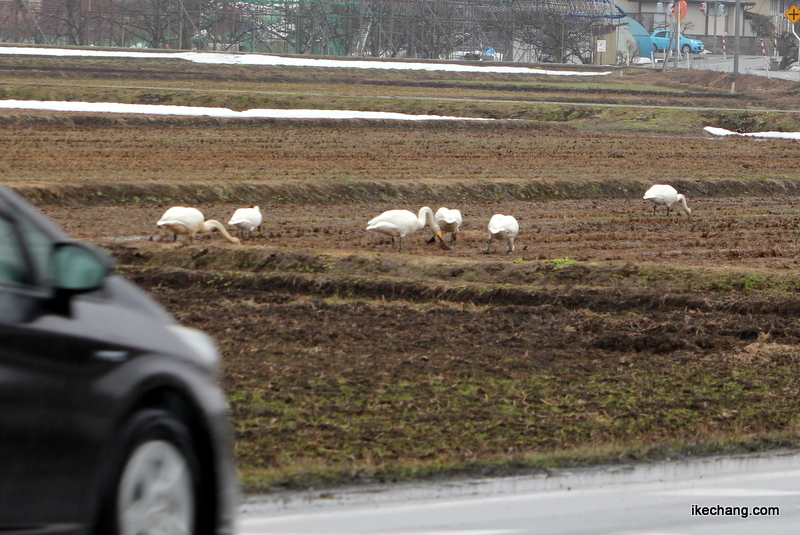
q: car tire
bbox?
[95,409,203,535]
[682,44,691,54]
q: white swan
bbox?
[366,206,445,250]
[228,206,262,239]
[427,207,462,245]
[487,214,519,254]
[157,206,241,244]
[643,184,692,216]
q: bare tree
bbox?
[0,0,43,43]
[35,0,85,45]
[114,0,175,48]
[0,0,626,62]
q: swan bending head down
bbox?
[427,207,463,246]
[487,214,519,254]
[643,184,691,216]
[366,206,447,250]
[157,206,241,244]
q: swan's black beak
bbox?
[437,233,450,250]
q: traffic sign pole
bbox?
[785,5,800,78]
[786,6,800,53]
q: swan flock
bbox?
[157,185,686,251]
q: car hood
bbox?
[83,275,221,375]
[104,275,176,323]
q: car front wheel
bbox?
[118,439,195,535]
[97,410,202,535]
[682,44,691,54]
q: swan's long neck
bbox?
[417,206,433,225]
[202,219,241,244]
[418,207,442,235]
[677,194,691,215]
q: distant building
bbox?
[614,0,783,54]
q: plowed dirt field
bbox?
[32,177,800,490]
[6,58,800,490]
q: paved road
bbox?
[659,52,800,81]
[239,450,800,535]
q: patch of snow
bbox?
[0,46,612,76]
[704,126,800,140]
[0,99,493,121]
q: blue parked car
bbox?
[650,30,705,54]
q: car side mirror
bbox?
[52,242,111,292]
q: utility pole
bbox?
[85,0,91,46]
[733,0,741,76]
[713,0,718,53]
[673,8,681,70]
[661,3,677,72]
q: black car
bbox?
[0,185,239,534]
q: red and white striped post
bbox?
[760,38,770,77]
[722,35,727,66]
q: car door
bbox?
[0,195,116,529]
[650,31,662,50]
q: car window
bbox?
[655,31,667,38]
[16,217,54,285]
[0,216,31,286]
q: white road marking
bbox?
[655,488,800,497]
